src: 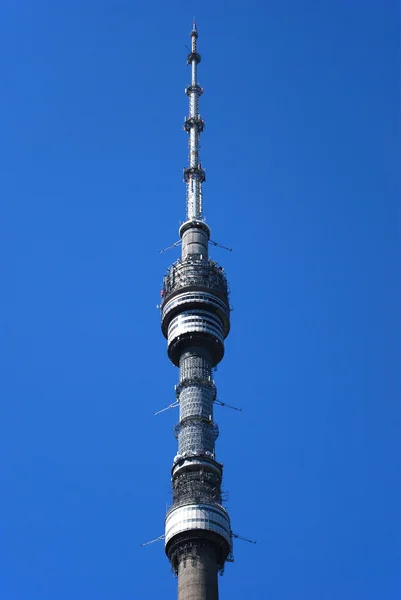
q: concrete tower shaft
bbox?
[161,22,232,600]
[178,545,219,600]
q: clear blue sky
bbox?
[1,1,398,599]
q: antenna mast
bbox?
[184,19,205,221]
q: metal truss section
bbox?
[172,468,222,507]
[175,418,219,455]
[178,384,214,421]
[182,27,204,222]
[176,379,217,402]
[186,183,202,221]
[179,353,212,382]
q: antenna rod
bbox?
[216,399,243,412]
[153,401,179,416]
[140,535,165,547]
[232,533,257,544]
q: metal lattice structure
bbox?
[160,22,232,600]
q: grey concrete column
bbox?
[177,545,219,600]
[181,226,209,260]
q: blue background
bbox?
[1,1,399,599]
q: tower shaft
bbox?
[178,545,218,600]
[161,22,232,600]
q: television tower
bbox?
[160,21,232,600]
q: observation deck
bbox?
[161,257,231,366]
[161,257,229,302]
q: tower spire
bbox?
[184,21,205,222]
